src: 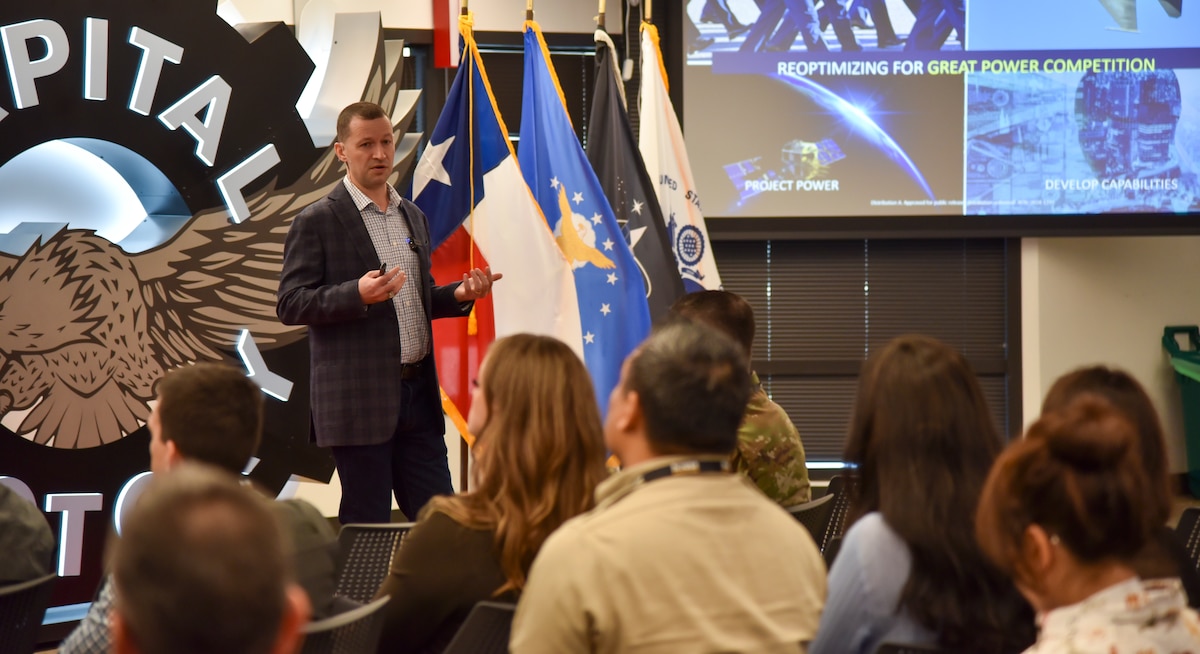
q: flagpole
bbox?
[597,0,605,30]
[526,0,534,22]
[645,0,651,22]
[456,0,478,335]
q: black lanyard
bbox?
[639,459,731,484]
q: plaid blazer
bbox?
[276,183,469,447]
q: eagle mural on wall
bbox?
[0,16,420,449]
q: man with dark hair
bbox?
[669,290,811,507]
[278,101,501,524]
[150,362,264,475]
[61,363,337,654]
[110,464,309,654]
[510,322,826,653]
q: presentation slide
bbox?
[682,0,1200,218]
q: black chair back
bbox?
[823,474,859,551]
[0,573,57,654]
[787,493,836,546]
[300,596,390,654]
[823,535,844,569]
[442,601,516,654]
[334,522,414,603]
[1176,506,1200,574]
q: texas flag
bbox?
[412,13,582,433]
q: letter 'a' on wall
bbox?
[0,0,419,618]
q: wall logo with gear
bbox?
[0,0,419,601]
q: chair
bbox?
[300,596,389,654]
[876,643,954,653]
[1175,506,1200,574]
[0,573,57,654]
[442,601,516,654]
[823,535,843,569]
[822,474,859,552]
[334,522,414,603]
[787,493,836,546]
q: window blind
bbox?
[714,238,1015,465]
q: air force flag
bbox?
[519,20,652,415]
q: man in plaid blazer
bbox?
[277,102,499,524]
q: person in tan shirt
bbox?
[510,322,826,654]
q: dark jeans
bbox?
[740,0,789,52]
[330,374,453,524]
[907,0,963,49]
[766,0,859,52]
[857,0,911,43]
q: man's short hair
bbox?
[628,322,752,455]
[335,101,388,143]
[111,463,293,654]
[668,290,756,356]
[156,363,262,475]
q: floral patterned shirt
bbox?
[1027,577,1200,653]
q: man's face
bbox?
[335,115,395,194]
[604,355,636,453]
[147,400,172,474]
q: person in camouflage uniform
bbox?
[669,291,811,507]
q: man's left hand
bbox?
[454,267,503,302]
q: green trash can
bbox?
[1163,326,1200,497]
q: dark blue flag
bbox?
[587,30,685,324]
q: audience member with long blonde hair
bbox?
[374,334,608,653]
[976,395,1200,652]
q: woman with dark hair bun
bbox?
[810,335,1033,654]
[977,395,1200,652]
[1041,365,1200,606]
